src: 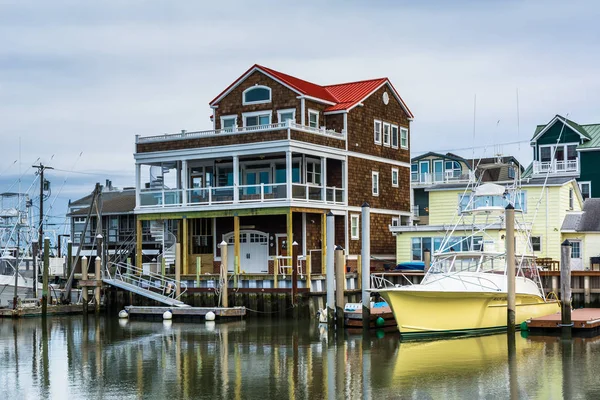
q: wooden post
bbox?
[220,241,228,308]
[42,237,50,315]
[95,234,103,314]
[274,257,279,289]
[561,240,572,327]
[292,241,299,303]
[175,243,181,297]
[161,257,166,276]
[183,218,189,275]
[321,212,327,275]
[357,254,362,291]
[32,240,38,298]
[306,255,312,290]
[82,256,88,313]
[361,202,371,328]
[335,245,345,327]
[233,215,240,287]
[196,256,201,288]
[326,212,335,325]
[136,219,143,269]
[66,239,73,283]
[584,275,591,306]
[552,276,559,295]
[505,204,516,331]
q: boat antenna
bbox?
[516,88,521,152]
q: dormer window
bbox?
[242,86,271,105]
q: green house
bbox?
[526,114,600,199]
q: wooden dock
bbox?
[527,308,600,332]
[124,305,246,320]
[0,304,89,318]
[344,305,397,331]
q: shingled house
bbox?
[133,64,413,278]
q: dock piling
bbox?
[95,234,103,314]
[505,205,516,331]
[326,212,335,326]
[361,203,371,330]
[42,237,50,316]
[220,241,228,308]
[292,241,298,304]
[334,245,345,328]
[32,239,38,298]
[82,256,88,313]
[66,240,72,282]
[561,240,572,328]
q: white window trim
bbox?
[276,108,296,124]
[305,159,322,186]
[400,127,409,149]
[391,217,400,227]
[372,171,379,196]
[391,167,399,187]
[74,217,86,224]
[538,142,579,162]
[391,124,399,149]
[579,181,591,199]
[530,236,542,252]
[242,85,272,106]
[220,114,238,131]
[351,214,359,240]
[308,109,319,128]
[374,120,382,145]
[383,122,391,147]
[242,110,272,128]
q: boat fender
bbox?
[163,310,173,320]
[118,309,129,319]
[205,311,216,321]
[165,283,173,295]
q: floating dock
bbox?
[344,305,397,331]
[527,308,600,333]
[124,305,246,320]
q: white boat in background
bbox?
[377,173,560,337]
[0,254,42,307]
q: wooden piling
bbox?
[306,255,312,290]
[326,212,335,325]
[561,240,572,327]
[82,256,88,313]
[136,219,142,269]
[361,202,371,329]
[335,245,345,328]
[95,234,103,314]
[292,241,299,303]
[175,243,181,297]
[220,241,228,308]
[66,240,73,282]
[505,205,516,330]
[196,256,201,288]
[32,240,38,298]
[42,237,50,316]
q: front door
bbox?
[419,161,430,183]
[433,160,443,182]
[570,240,583,271]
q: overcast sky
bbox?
[2,0,599,232]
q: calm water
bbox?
[1,316,600,399]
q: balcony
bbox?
[135,120,345,152]
[532,159,579,175]
[138,183,345,209]
[411,171,473,185]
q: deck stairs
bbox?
[149,220,176,266]
[103,262,189,307]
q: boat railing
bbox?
[370,273,409,289]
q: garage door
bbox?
[224,230,269,274]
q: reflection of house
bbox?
[134,64,414,277]
[526,114,600,199]
[561,199,600,271]
[68,183,159,265]
[394,176,583,266]
[411,153,522,225]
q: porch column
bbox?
[233,155,239,203]
[182,160,188,206]
[302,213,307,256]
[234,215,241,282]
[287,210,293,274]
[135,163,141,208]
[136,219,142,269]
[286,151,293,200]
[321,212,326,274]
[321,156,327,202]
[183,218,188,275]
[343,159,348,205]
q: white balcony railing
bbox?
[532,159,579,175]
[411,171,473,185]
[139,183,346,208]
[136,120,345,144]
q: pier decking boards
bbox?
[527,308,600,332]
[124,305,246,319]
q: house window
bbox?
[400,127,408,149]
[351,214,359,240]
[277,109,295,124]
[308,109,319,128]
[540,146,552,162]
[579,182,591,200]
[391,168,399,187]
[74,217,86,224]
[530,236,542,252]
[383,123,391,146]
[243,111,271,127]
[220,115,237,132]
[569,188,574,209]
[411,164,418,182]
[571,241,581,259]
[508,166,515,179]
[374,120,382,144]
[372,171,379,196]
[391,217,400,227]
[306,161,321,185]
[391,125,399,148]
[444,161,461,179]
[242,86,271,105]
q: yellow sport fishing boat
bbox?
[378,180,560,337]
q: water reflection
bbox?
[2,317,600,399]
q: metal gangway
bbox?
[103,262,190,307]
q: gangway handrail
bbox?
[106,261,188,302]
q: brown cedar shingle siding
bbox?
[347,212,396,256]
[347,85,410,163]
[289,131,345,149]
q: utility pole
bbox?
[32,164,53,247]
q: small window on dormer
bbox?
[308,110,319,128]
[243,86,271,105]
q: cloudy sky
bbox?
[2,0,599,232]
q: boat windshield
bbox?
[428,253,506,275]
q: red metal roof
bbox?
[209,64,414,117]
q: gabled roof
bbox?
[562,199,600,232]
[411,152,468,165]
[67,190,136,217]
[209,64,414,117]
[531,114,592,143]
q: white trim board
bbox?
[530,115,590,143]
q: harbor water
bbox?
[1,316,600,399]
